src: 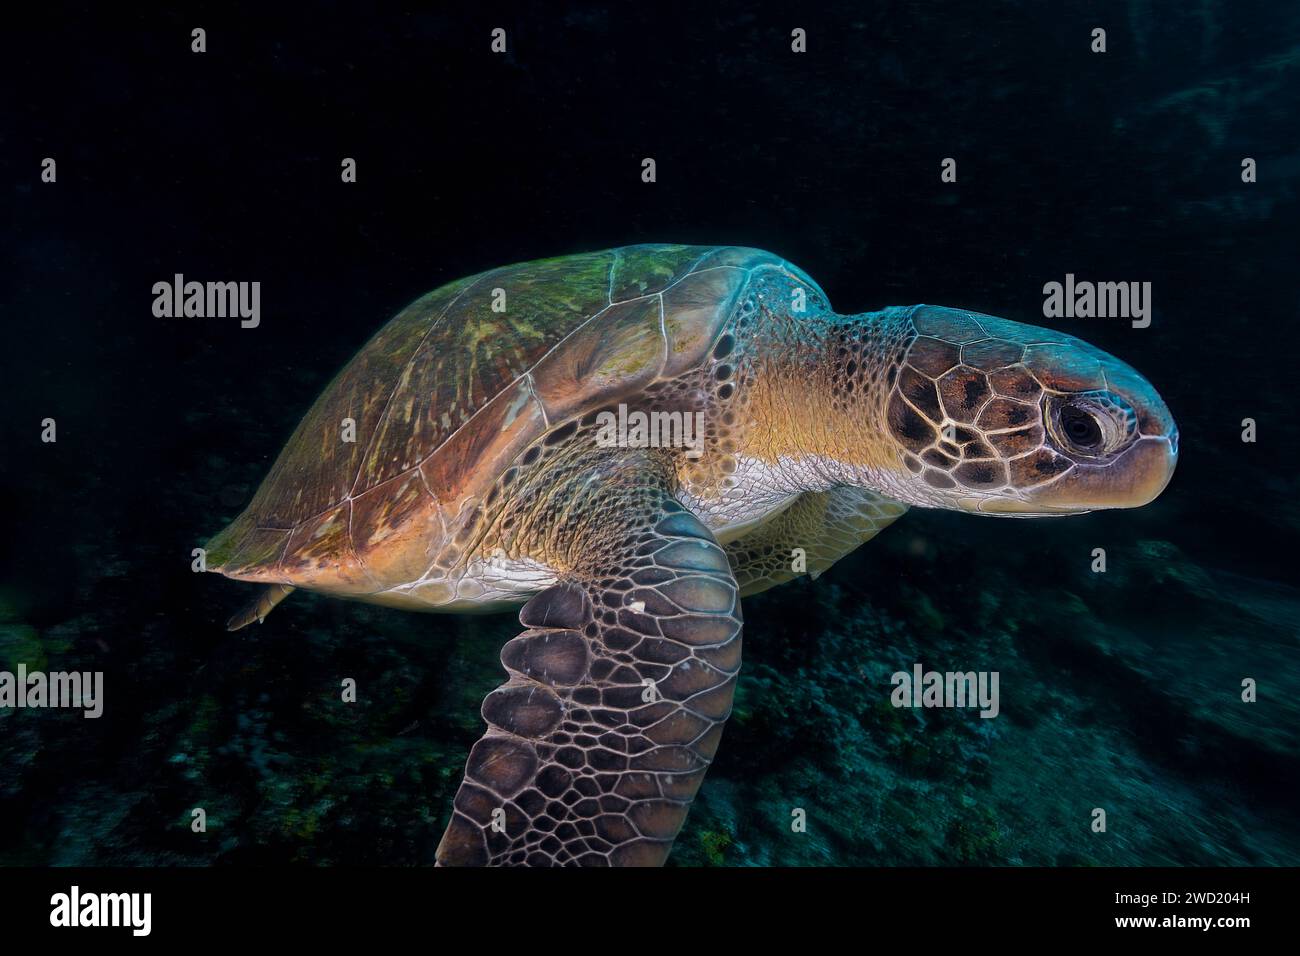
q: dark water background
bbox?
[1,2,1297,865]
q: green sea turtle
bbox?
[205,244,1178,866]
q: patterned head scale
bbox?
[886,306,1178,515]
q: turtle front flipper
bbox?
[725,487,908,597]
[436,456,742,866]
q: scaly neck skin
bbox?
[741,302,916,494]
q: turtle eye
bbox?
[1059,404,1103,451]
[1047,392,1135,458]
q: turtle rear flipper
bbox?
[226,584,295,631]
[436,454,741,866]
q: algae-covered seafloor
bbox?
[1,482,1297,865]
[2,1,1299,865]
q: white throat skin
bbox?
[677,454,832,542]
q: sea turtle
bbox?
[205,244,1178,866]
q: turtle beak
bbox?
[983,376,1179,516]
[975,434,1176,516]
[1034,344,1180,512]
[1056,435,1177,509]
[1026,400,1179,513]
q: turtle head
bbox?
[881,306,1178,516]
